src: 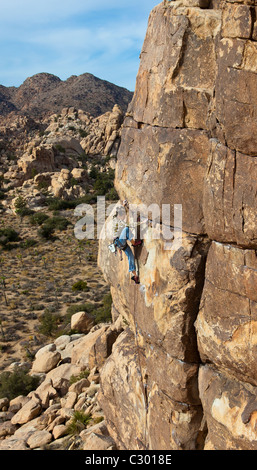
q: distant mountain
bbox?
[0,73,133,119]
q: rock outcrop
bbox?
[97,0,257,450]
[0,104,123,212]
[0,316,121,451]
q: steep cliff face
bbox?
[97,0,257,450]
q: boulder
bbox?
[54,335,71,351]
[0,397,9,410]
[71,311,95,334]
[68,378,90,394]
[52,424,68,440]
[71,326,109,369]
[27,430,52,449]
[35,343,56,358]
[62,391,78,409]
[0,437,28,450]
[71,167,88,182]
[82,432,117,451]
[11,399,42,425]
[31,350,61,374]
[9,396,30,413]
[34,379,59,408]
[18,146,55,179]
[0,421,17,438]
[43,363,83,390]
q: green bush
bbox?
[0,366,40,400]
[38,310,61,337]
[38,224,55,240]
[0,227,20,246]
[16,207,34,217]
[30,212,50,226]
[38,216,71,239]
[93,169,115,196]
[67,411,92,435]
[72,280,89,292]
[45,216,71,231]
[89,166,99,180]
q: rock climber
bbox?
[109,203,142,284]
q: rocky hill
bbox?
[0,73,133,119]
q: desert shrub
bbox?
[72,280,89,292]
[38,310,61,337]
[76,194,97,204]
[16,206,34,217]
[67,411,92,435]
[45,216,71,231]
[93,169,115,196]
[38,216,70,239]
[38,224,55,240]
[69,177,79,188]
[14,195,33,218]
[30,212,49,226]
[0,227,20,246]
[88,165,99,180]
[0,366,40,400]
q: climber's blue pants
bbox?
[119,227,136,273]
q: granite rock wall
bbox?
[97,0,257,450]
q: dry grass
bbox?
[0,206,110,371]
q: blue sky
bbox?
[0,0,159,91]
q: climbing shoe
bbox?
[131,275,140,284]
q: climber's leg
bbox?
[124,246,139,284]
[124,245,136,273]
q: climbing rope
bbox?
[131,258,149,451]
